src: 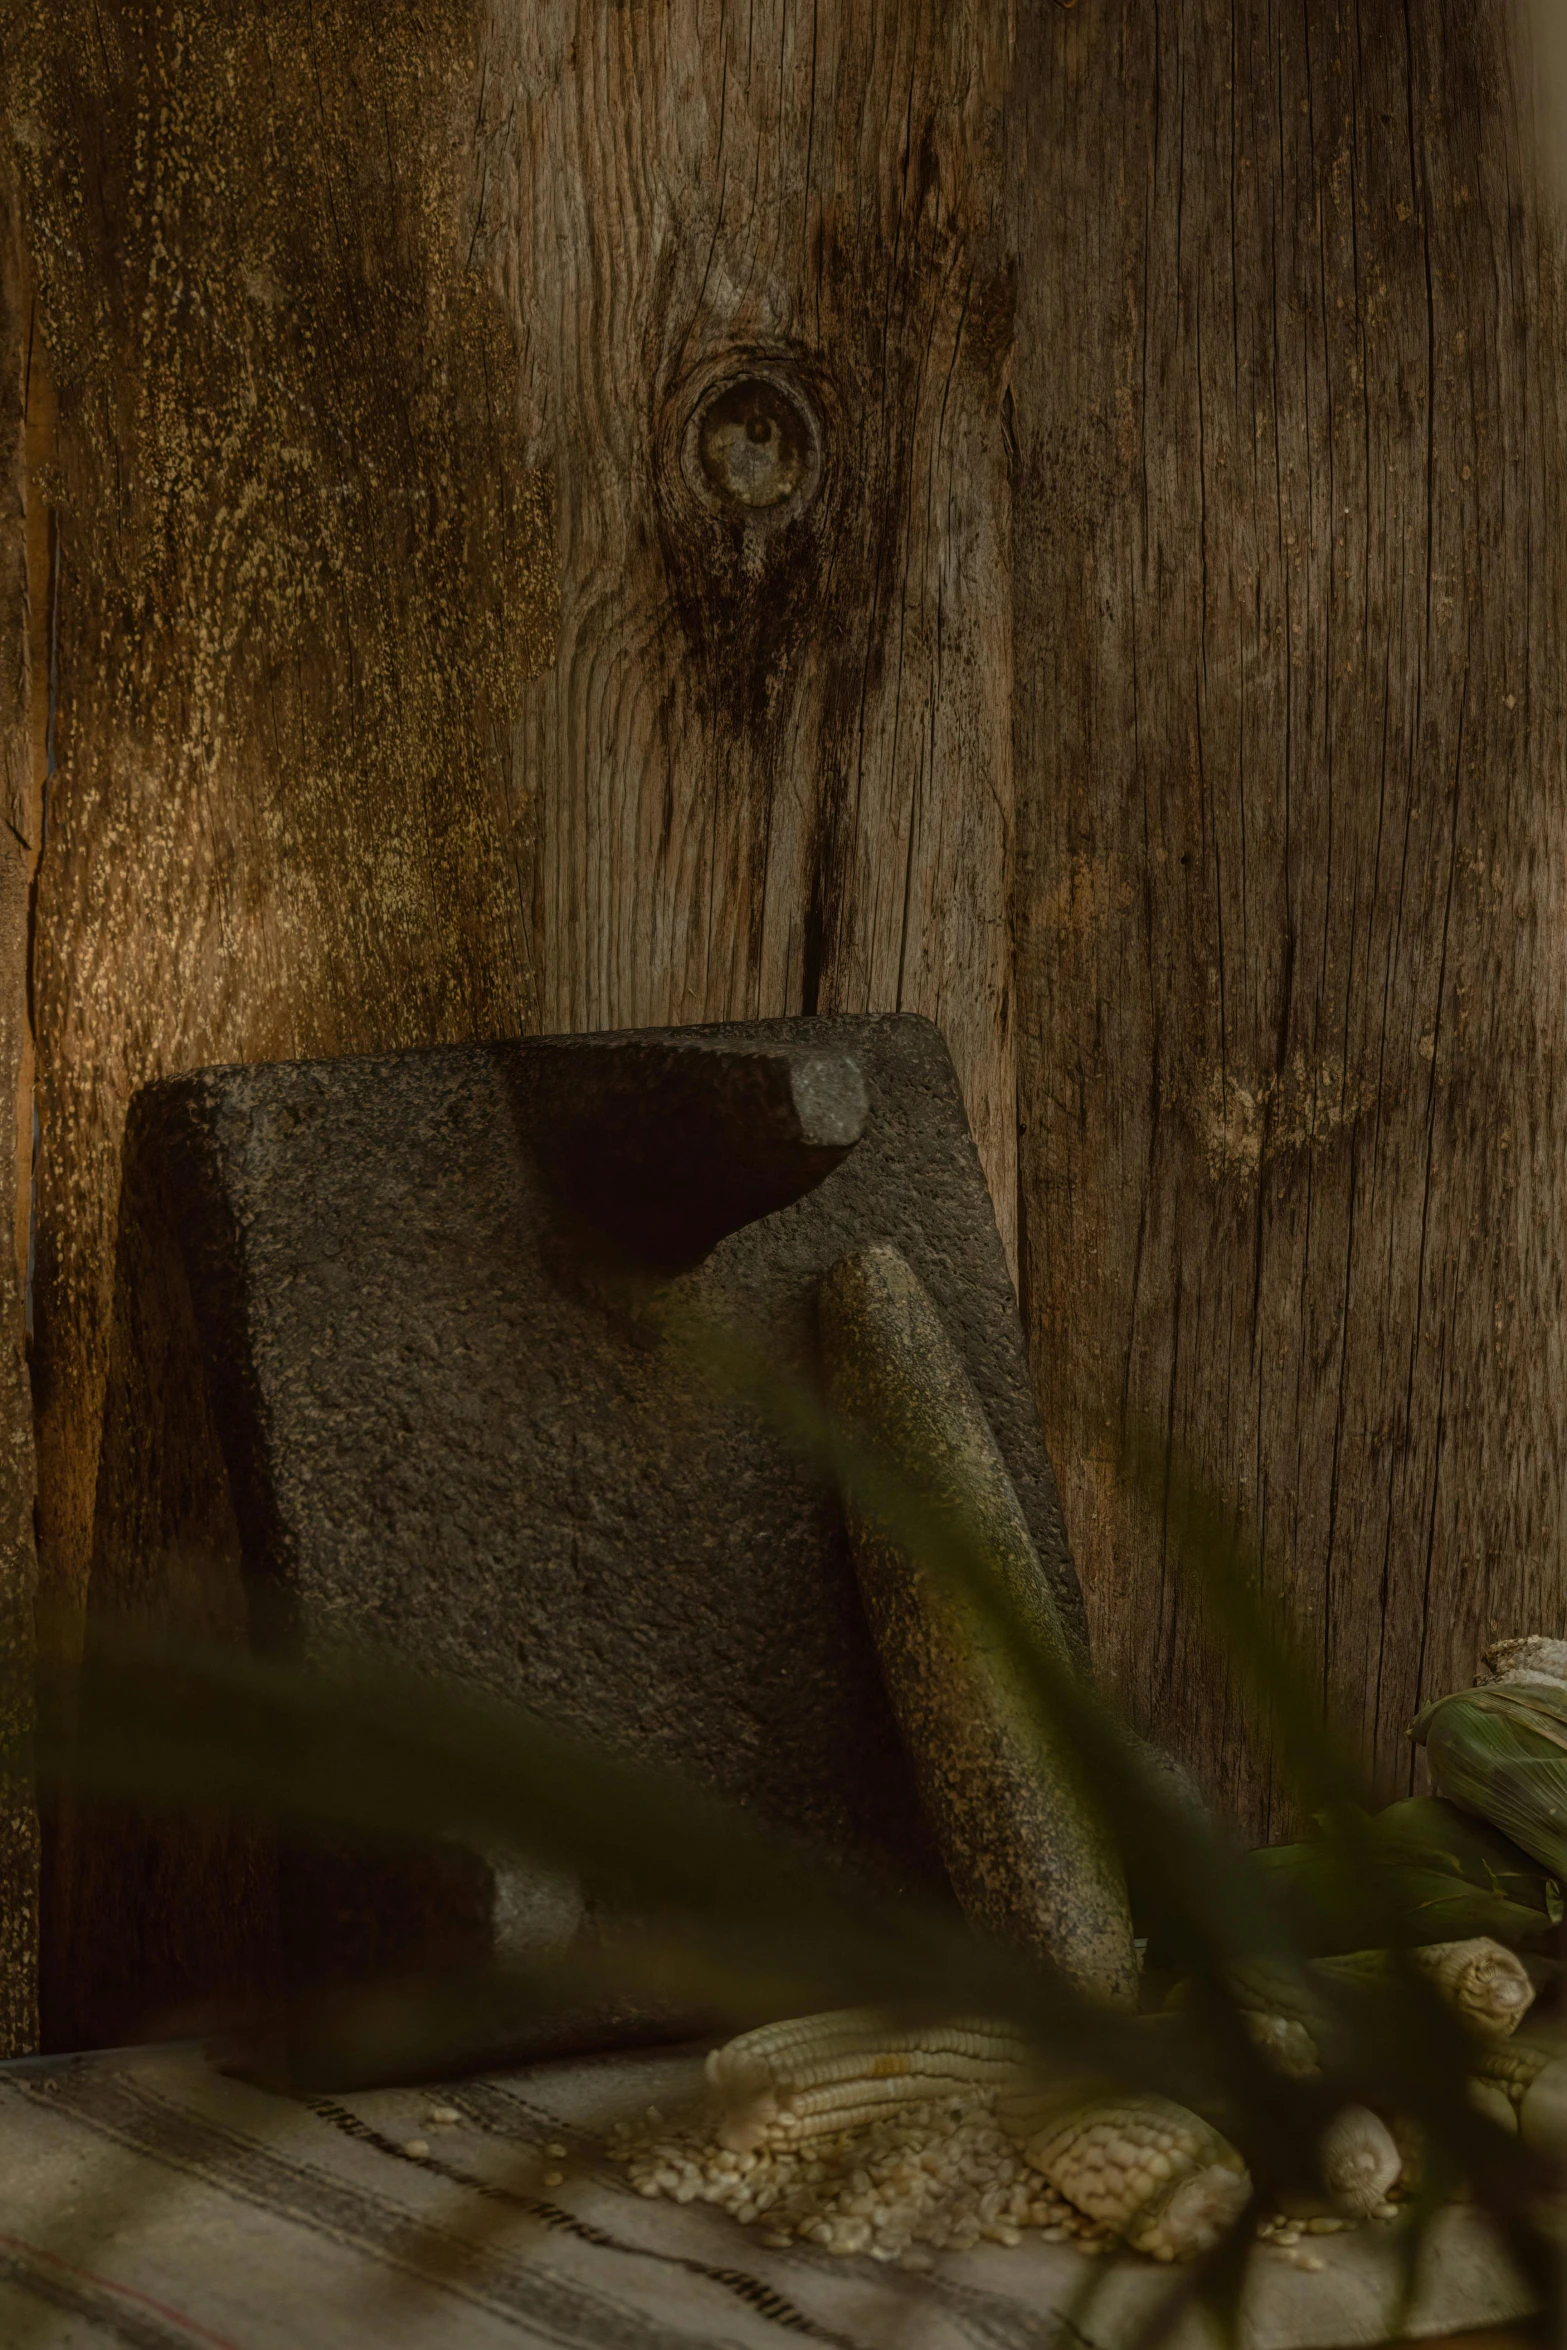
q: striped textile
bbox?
[0,2043,1534,2348]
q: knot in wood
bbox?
[684,367,821,523]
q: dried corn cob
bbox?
[706,2010,1033,2153]
[1470,2036,1567,2152]
[1469,2036,1552,2105]
[1205,1958,1333,2073]
[819,1246,1138,2003]
[1219,1936,1532,2079]
[1317,2105,1401,2217]
[1389,2114,1425,2192]
[1521,2061,1567,2155]
[1240,2008,1321,2079]
[1466,2077,1518,2134]
[1003,2091,1250,2261]
[1479,1635,1567,1688]
[1398,1938,1533,2038]
[1305,1937,1535,2040]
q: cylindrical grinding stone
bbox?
[819,1243,1139,2007]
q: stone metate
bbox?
[60,1015,1085,2053]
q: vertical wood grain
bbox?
[15,0,1019,1662]
[1010,0,1567,1836]
[10,0,1018,2036]
[8,0,558,1665]
[482,1,1018,1263]
[0,154,40,2055]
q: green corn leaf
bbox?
[1248,1796,1563,1951]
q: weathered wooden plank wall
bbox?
[489,3,1017,1255]
[9,2,558,1721]
[9,0,1563,2044]
[0,152,41,2057]
[7,0,559,2045]
[1009,0,1567,1839]
[5,0,1018,2044]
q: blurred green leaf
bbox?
[1246,1797,1564,1954]
[26,1288,1565,2340]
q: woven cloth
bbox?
[0,2043,1535,2348]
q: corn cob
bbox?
[706,2011,1033,2153]
[1389,2114,1425,2192]
[1208,1958,1333,2073]
[1470,2036,1567,2152]
[1317,2105,1401,2217]
[1468,2036,1551,2104]
[1465,2077,1518,2134]
[1400,1938,1533,2037]
[1479,1634,1567,1688]
[1239,2007,1321,2079]
[1304,1937,1534,2040]
[1220,1936,1532,2079]
[1002,2091,1250,2261]
[818,1245,1138,2004]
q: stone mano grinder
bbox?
[62,1015,1086,2053]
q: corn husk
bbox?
[1412,1681,1567,1882]
[1246,1795,1563,1952]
